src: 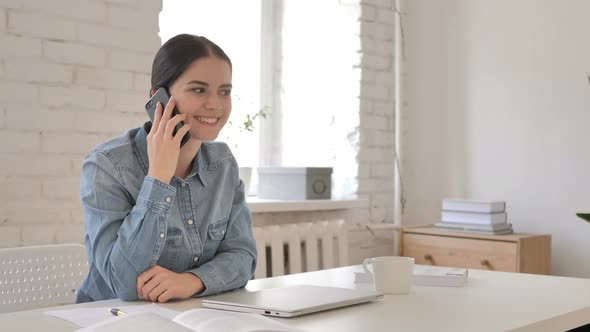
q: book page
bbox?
[173,308,305,332]
[46,303,179,327]
[75,312,192,332]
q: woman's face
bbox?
[168,56,232,142]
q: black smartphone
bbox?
[145,87,190,147]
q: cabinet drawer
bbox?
[402,233,518,272]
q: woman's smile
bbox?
[194,115,220,125]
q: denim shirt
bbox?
[76,122,257,303]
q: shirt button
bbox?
[181,183,186,187]
[165,197,171,203]
[193,256,198,262]
[221,229,225,235]
[187,219,194,225]
[159,233,165,239]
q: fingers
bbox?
[165,113,188,138]
[137,266,191,303]
[150,101,163,135]
[141,276,161,302]
[157,96,176,134]
[157,289,174,303]
[172,123,191,145]
[137,266,157,299]
[147,282,169,302]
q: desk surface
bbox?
[1,265,589,332]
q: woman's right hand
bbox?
[146,96,190,184]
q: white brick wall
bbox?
[0,131,40,153]
[8,10,77,40]
[0,8,6,29]
[5,59,73,83]
[0,34,43,57]
[40,86,106,110]
[41,176,80,200]
[105,90,148,112]
[0,177,41,200]
[76,68,134,90]
[108,50,153,73]
[41,132,105,153]
[0,0,162,246]
[0,226,20,248]
[357,0,396,224]
[44,41,106,67]
[0,154,73,176]
[6,105,76,131]
[0,82,39,102]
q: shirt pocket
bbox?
[165,226,183,247]
[207,217,229,241]
[156,226,183,272]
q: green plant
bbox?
[224,106,269,150]
[227,107,269,134]
[576,213,590,223]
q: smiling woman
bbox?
[156,56,232,145]
[76,34,257,304]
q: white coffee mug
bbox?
[362,256,415,294]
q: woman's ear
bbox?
[149,87,158,97]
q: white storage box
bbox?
[257,167,332,200]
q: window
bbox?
[160,1,361,197]
[160,0,262,167]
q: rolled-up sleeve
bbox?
[188,179,257,296]
[81,152,175,300]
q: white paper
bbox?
[44,303,179,327]
[75,312,192,332]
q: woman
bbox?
[76,34,257,303]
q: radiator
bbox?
[252,220,348,279]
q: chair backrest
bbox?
[0,244,88,313]
[253,220,348,279]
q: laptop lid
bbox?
[201,285,383,318]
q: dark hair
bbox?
[150,34,232,95]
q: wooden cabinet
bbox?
[400,226,551,274]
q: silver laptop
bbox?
[201,285,383,318]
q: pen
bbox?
[109,308,126,316]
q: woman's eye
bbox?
[220,90,232,96]
[192,88,205,94]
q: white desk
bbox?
[1,265,589,332]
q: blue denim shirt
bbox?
[76,122,257,303]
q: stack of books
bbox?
[434,199,513,235]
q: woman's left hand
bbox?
[137,265,204,302]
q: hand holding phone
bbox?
[144,88,191,184]
[145,87,190,147]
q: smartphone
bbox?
[145,87,190,147]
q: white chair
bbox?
[253,220,349,279]
[0,244,88,313]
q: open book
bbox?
[76,308,305,332]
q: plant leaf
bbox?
[576,213,590,223]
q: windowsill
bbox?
[246,197,369,213]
